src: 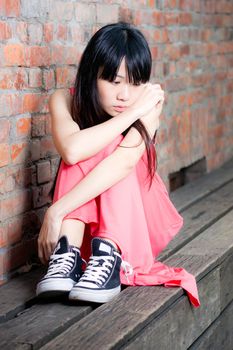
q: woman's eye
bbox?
[113,81,121,85]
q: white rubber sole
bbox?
[36,278,75,297]
[69,286,121,303]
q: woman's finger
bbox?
[38,241,46,265]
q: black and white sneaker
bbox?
[69,238,122,303]
[36,236,83,297]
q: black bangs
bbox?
[98,27,152,85]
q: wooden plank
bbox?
[123,268,221,350]
[0,158,231,326]
[0,159,231,348]
[39,210,233,350]
[219,253,233,309]
[0,302,92,350]
[189,300,233,350]
[159,180,233,261]
[170,157,233,212]
[0,268,44,323]
[165,210,233,283]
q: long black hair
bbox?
[50,22,157,198]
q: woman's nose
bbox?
[117,85,130,101]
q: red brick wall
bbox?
[0,0,233,284]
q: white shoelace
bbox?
[79,254,116,285]
[79,252,134,285]
[45,252,76,278]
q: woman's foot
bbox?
[69,238,122,303]
[36,236,83,297]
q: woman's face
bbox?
[97,58,145,117]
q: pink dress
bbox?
[52,87,200,308]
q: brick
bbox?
[0,189,31,220]
[3,44,25,66]
[0,119,10,143]
[70,24,85,43]
[166,0,177,9]
[22,93,43,113]
[75,3,96,23]
[43,23,54,43]
[165,77,189,92]
[4,174,15,193]
[56,66,76,88]
[45,114,52,135]
[7,165,33,189]
[65,46,82,65]
[51,45,66,64]
[0,251,6,276]
[21,0,49,18]
[5,238,37,273]
[7,212,40,246]
[0,171,5,194]
[25,46,51,67]
[32,182,53,208]
[0,21,12,40]
[40,136,57,158]
[40,94,49,114]
[28,68,42,88]
[178,109,191,141]
[7,216,23,245]
[96,4,119,23]
[0,68,28,90]
[165,44,182,60]
[11,142,29,164]
[16,117,31,137]
[16,22,28,43]
[0,0,20,17]
[0,143,10,167]
[164,12,179,25]
[49,1,74,21]
[179,12,193,25]
[30,139,41,161]
[57,24,68,41]
[32,115,45,137]
[0,94,23,117]
[43,69,55,90]
[152,11,165,25]
[37,160,51,184]
[28,23,43,45]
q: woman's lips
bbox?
[113,106,128,112]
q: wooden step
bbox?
[159,179,233,260]
[170,157,233,212]
[0,158,232,349]
[188,300,233,350]
[0,302,92,350]
[1,158,232,324]
[0,268,44,323]
[39,210,233,350]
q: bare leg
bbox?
[59,219,85,248]
[59,218,119,252]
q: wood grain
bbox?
[0,302,92,350]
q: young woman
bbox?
[36,22,200,307]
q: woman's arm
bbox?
[38,99,163,262]
[53,108,161,219]
[49,85,162,165]
[53,102,162,218]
